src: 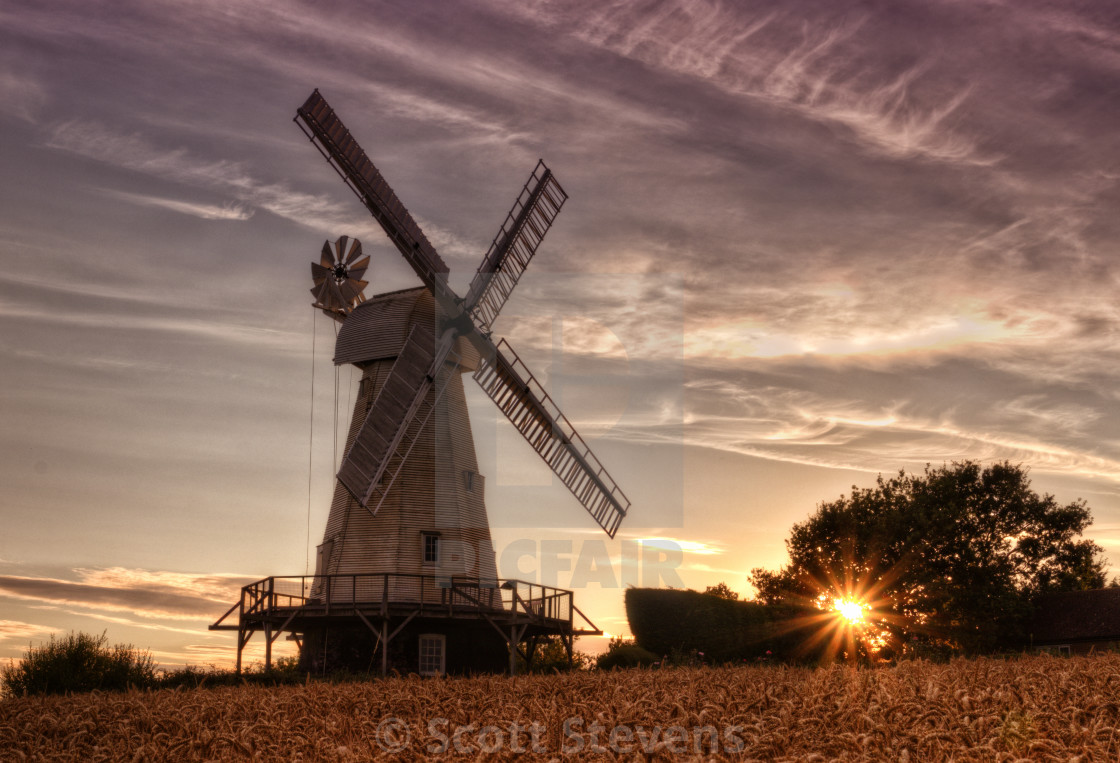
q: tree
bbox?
[750,461,1106,657]
[703,582,740,600]
[595,637,659,670]
[519,635,594,673]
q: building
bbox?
[1030,588,1120,655]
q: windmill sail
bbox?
[465,161,568,333]
[337,325,456,509]
[473,339,630,538]
[295,90,450,295]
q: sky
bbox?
[2,0,1120,670]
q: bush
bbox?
[519,636,593,673]
[596,639,658,670]
[155,664,248,690]
[2,631,157,697]
[157,656,307,689]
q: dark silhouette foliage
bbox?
[517,636,593,673]
[154,657,306,690]
[595,637,659,670]
[704,582,740,600]
[625,587,804,662]
[1,631,157,697]
[750,461,1106,656]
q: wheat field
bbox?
[2,653,1118,761]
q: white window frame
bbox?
[419,633,446,676]
[421,532,440,565]
[1038,644,1072,657]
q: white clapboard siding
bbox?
[315,288,498,604]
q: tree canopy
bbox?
[704,582,740,600]
[750,461,1106,656]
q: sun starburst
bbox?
[761,543,916,663]
[835,598,866,624]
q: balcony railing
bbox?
[215,573,577,628]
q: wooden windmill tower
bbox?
[213,91,630,675]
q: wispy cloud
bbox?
[156,639,294,670]
[685,312,1021,360]
[0,568,251,622]
[74,567,247,604]
[558,0,993,165]
[100,188,255,221]
[57,608,217,637]
[360,80,532,150]
[641,537,723,556]
[0,619,59,644]
[687,562,750,576]
[0,70,46,123]
[0,271,178,309]
[44,120,377,237]
[0,299,299,350]
[677,370,1120,482]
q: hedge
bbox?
[625,588,811,663]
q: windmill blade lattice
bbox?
[465,160,568,333]
[473,340,630,538]
[336,325,458,510]
[297,92,450,298]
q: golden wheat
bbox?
[2,653,1119,760]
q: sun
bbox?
[779,551,909,662]
[835,598,866,624]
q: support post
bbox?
[236,625,244,676]
[381,621,388,675]
[526,635,539,671]
[236,627,255,676]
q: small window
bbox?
[1038,644,1073,657]
[464,470,476,492]
[419,634,446,675]
[422,532,440,564]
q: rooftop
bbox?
[1031,588,1120,644]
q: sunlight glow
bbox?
[835,598,867,624]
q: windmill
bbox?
[213,91,630,675]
